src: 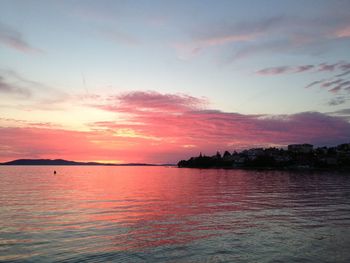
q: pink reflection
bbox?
[27,166,259,250]
[1,165,341,255]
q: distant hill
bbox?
[0,159,163,166]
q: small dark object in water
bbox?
[54,170,56,174]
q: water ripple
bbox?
[0,166,349,262]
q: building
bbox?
[288,144,313,153]
[245,148,264,160]
[337,143,350,152]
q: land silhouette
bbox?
[2,143,350,169]
[178,143,350,169]
[0,159,162,166]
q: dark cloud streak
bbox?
[257,61,350,76]
[0,76,31,97]
[257,61,350,102]
[0,22,43,54]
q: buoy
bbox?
[54,170,56,174]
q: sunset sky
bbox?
[1,0,350,163]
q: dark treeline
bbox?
[178,143,350,169]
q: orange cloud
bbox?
[0,126,185,163]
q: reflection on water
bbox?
[0,166,349,262]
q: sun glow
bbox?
[91,160,124,164]
[114,128,161,141]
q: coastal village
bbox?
[178,143,350,169]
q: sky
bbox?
[1,0,350,164]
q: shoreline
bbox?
[177,165,350,172]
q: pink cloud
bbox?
[334,25,350,38]
[3,91,350,163]
[88,91,350,160]
[318,62,341,72]
[95,91,208,113]
[328,81,350,93]
[329,86,341,94]
[321,79,343,88]
[295,65,315,72]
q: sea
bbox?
[0,166,349,263]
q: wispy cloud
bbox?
[0,117,61,129]
[318,62,343,72]
[100,28,140,46]
[0,69,69,109]
[328,97,347,106]
[307,74,350,95]
[329,86,342,94]
[175,31,258,58]
[0,22,43,54]
[0,75,31,97]
[175,16,285,59]
[336,70,350,78]
[327,107,350,121]
[330,108,350,116]
[69,4,141,47]
[305,80,324,89]
[257,61,350,100]
[321,79,343,88]
[256,64,315,76]
[175,11,350,61]
[257,62,350,76]
[256,66,292,75]
[331,80,350,91]
[295,65,315,73]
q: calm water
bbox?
[0,166,349,263]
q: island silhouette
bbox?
[0,159,162,166]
